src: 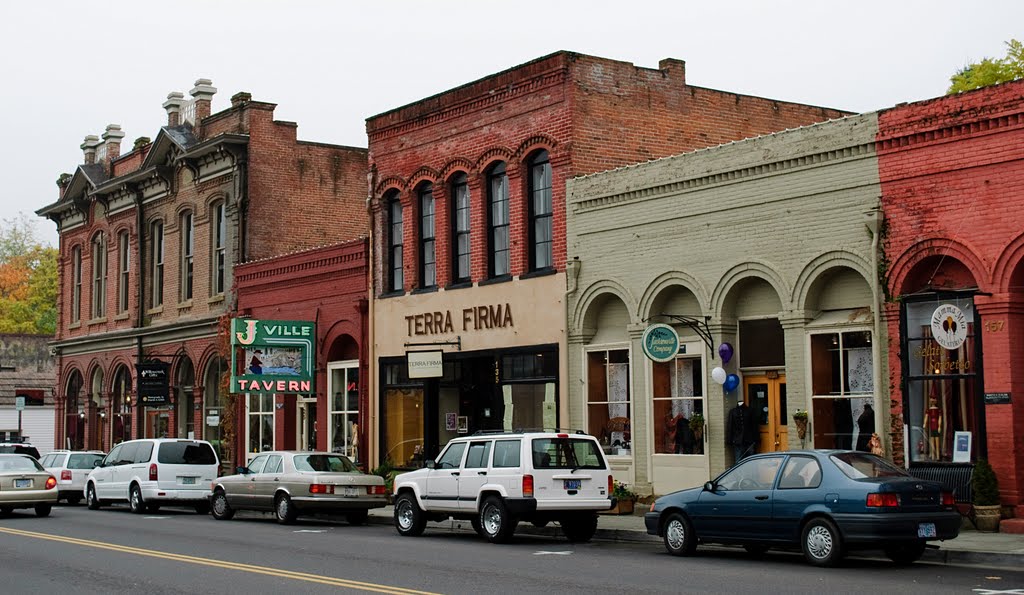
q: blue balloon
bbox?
[718,342,734,364]
[724,373,740,393]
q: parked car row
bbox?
[2,432,962,567]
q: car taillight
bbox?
[367,485,387,495]
[45,476,57,490]
[942,491,955,506]
[149,463,158,481]
[608,474,614,496]
[309,484,335,494]
[866,493,900,507]
[61,470,72,481]
[523,474,534,498]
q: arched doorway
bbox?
[89,367,105,451]
[111,365,133,445]
[325,335,359,461]
[65,371,84,450]
[204,357,227,464]
[176,357,195,439]
[581,293,632,461]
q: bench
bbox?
[907,462,975,527]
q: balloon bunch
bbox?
[712,342,740,392]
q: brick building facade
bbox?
[878,80,1024,516]
[37,80,367,470]
[367,51,849,468]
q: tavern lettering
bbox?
[406,304,514,336]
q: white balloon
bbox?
[711,366,727,385]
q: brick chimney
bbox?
[190,78,217,123]
[231,91,252,108]
[658,58,686,83]
[102,124,125,171]
[163,92,185,127]
[81,134,100,164]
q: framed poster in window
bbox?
[952,431,971,463]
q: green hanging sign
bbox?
[642,323,680,363]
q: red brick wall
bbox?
[879,80,1024,509]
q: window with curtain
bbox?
[586,349,630,455]
[388,194,403,292]
[117,231,129,314]
[528,151,552,271]
[652,356,705,454]
[450,173,470,283]
[91,232,106,318]
[150,221,164,308]
[418,184,435,288]
[180,211,194,301]
[809,330,874,451]
[487,162,509,278]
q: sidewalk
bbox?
[367,506,1024,569]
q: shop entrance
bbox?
[145,409,171,439]
[744,373,787,453]
[297,400,317,451]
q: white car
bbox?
[39,450,105,504]
[392,431,614,543]
[85,439,219,514]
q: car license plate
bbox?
[341,487,358,497]
[14,478,31,488]
[180,476,197,485]
[917,522,937,538]
[564,479,581,490]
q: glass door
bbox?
[297,400,317,451]
[745,374,788,453]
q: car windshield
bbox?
[157,442,217,465]
[830,452,909,479]
[0,456,44,472]
[68,454,104,469]
[531,438,605,469]
[293,454,358,473]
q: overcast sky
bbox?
[4,0,1021,246]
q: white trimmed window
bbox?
[180,212,193,301]
[150,221,164,308]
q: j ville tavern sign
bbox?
[406,303,514,336]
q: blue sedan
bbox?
[645,450,961,566]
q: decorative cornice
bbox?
[876,111,1024,154]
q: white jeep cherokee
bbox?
[392,431,614,543]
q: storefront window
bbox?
[652,356,705,455]
[329,363,359,462]
[902,298,981,463]
[586,349,630,455]
[382,363,424,468]
[809,330,874,450]
[247,393,274,454]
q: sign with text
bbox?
[231,319,315,394]
[407,350,444,378]
[641,323,680,363]
[984,392,1011,405]
[136,362,170,406]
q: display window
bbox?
[809,330,874,450]
[329,362,360,462]
[586,347,631,455]
[652,353,705,455]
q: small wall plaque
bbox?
[984,392,1011,405]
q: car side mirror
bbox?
[703,481,716,492]
[425,460,435,469]
[236,466,249,474]
[93,460,101,468]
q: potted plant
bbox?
[792,410,809,440]
[605,481,638,515]
[689,413,705,443]
[972,458,1001,532]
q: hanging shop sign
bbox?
[641,323,680,363]
[930,304,968,350]
[136,362,170,406]
[407,350,444,379]
[231,319,315,394]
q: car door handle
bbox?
[755,495,769,501]
[477,471,487,476]
[451,472,460,476]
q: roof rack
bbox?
[468,428,587,436]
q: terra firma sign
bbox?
[230,319,315,394]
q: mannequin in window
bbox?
[725,399,757,462]
[927,395,942,460]
[856,404,875,452]
[833,398,854,450]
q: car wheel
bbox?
[743,544,770,556]
[34,503,52,517]
[66,495,82,506]
[561,514,598,543]
[275,493,297,525]
[86,484,101,510]
[662,512,698,556]
[470,515,485,536]
[394,493,426,537]
[885,541,926,566]
[346,509,369,526]
[801,517,844,567]
[480,496,517,544]
[129,485,146,514]
[211,490,235,521]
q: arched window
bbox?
[211,202,226,295]
[180,211,194,301]
[117,231,130,314]
[71,246,82,323]
[65,371,84,450]
[418,184,436,288]
[487,162,509,278]
[91,232,106,319]
[528,150,553,271]
[387,193,404,292]
[450,173,471,284]
[150,220,164,308]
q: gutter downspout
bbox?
[136,189,146,439]
[865,207,886,457]
[366,165,377,468]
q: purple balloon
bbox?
[724,373,740,393]
[718,342,734,364]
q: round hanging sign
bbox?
[930,303,968,351]
[641,323,680,363]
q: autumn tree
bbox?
[0,213,57,335]
[948,39,1024,94]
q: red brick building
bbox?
[233,239,369,466]
[878,79,1024,516]
[37,80,367,470]
[367,51,849,468]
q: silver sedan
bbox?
[210,451,387,525]
[0,454,59,517]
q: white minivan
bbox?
[85,439,219,514]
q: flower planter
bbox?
[794,418,808,440]
[974,504,1001,532]
[601,499,635,515]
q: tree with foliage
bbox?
[948,39,1024,94]
[0,213,57,335]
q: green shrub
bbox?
[371,458,397,494]
[972,459,1000,506]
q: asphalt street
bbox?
[1,503,1022,595]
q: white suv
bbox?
[39,450,105,504]
[85,439,219,514]
[392,431,614,543]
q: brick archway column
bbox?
[882,302,905,465]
